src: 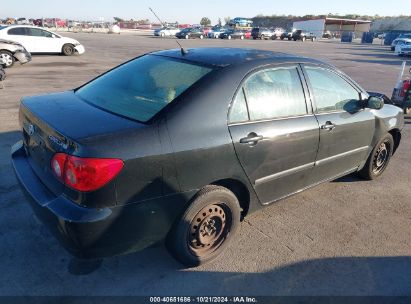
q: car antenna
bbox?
[175,40,188,56]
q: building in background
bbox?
[293,17,371,38]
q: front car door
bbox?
[26,28,61,53]
[302,64,375,182]
[228,65,320,204]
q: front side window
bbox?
[305,67,360,113]
[28,28,53,37]
[76,55,213,122]
[242,67,308,121]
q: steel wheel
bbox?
[358,133,394,180]
[166,185,241,267]
[0,51,14,68]
[372,141,390,175]
[62,44,75,56]
[188,203,231,256]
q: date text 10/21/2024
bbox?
[149,297,258,303]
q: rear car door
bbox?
[6,27,34,52]
[228,65,320,204]
[302,64,375,182]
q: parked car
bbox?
[219,29,245,40]
[323,31,333,39]
[176,27,204,39]
[154,27,180,37]
[271,27,285,40]
[394,39,411,56]
[16,18,31,25]
[280,31,293,40]
[251,27,274,40]
[390,34,411,51]
[11,48,404,267]
[207,27,226,39]
[0,39,31,68]
[292,30,317,41]
[0,25,85,55]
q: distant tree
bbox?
[113,17,124,22]
[218,17,222,27]
[200,17,211,26]
[224,16,231,25]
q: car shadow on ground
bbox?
[332,173,364,183]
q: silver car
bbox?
[0,39,31,68]
[154,27,180,37]
[390,34,411,51]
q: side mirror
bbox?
[367,96,384,110]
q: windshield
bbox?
[76,55,213,122]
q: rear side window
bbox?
[242,67,308,121]
[8,27,26,35]
[305,67,360,113]
[229,89,249,123]
[76,55,213,122]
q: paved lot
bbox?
[0,33,410,296]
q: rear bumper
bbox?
[11,141,195,259]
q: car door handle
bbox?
[240,133,264,144]
[321,121,335,130]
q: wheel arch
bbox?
[211,178,251,220]
[388,128,401,155]
[61,43,75,53]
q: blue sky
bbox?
[1,0,409,24]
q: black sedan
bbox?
[219,29,245,40]
[12,48,404,267]
[175,27,204,39]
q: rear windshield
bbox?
[76,55,213,122]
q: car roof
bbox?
[0,25,48,30]
[152,47,324,67]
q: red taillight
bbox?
[51,153,123,192]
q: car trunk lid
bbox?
[20,90,141,197]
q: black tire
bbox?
[404,107,409,114]
[358,134,394,180]
[166,185,241,267]
[62,44,75,56]
[260,34,265,40]
[0,50,15,68]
